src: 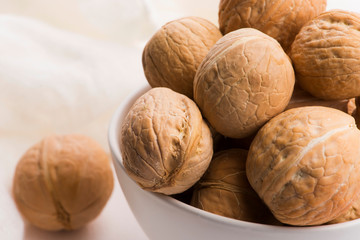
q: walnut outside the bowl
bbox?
[218,0,327,52]
[246,106,360,226]
[142,16,222,99]
[120,87,213,195]
[194,28,295,139]
[191,149,280,225]
[12,134,114,231]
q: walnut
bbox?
[142,16,222,98]
[218,0,327,52]
[194,28,295,139]
[246,106,360,226]
[120,87,213,195]
[191,149,280,225]
[12,134,114,231]
[290,10,360,100]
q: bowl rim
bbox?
[107,83,360,233]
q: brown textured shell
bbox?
[142,17,222,98]
[290,10,360,100]
[246,106,360,226]
[285,85,355,114]
[191,149,280,225]
[12,135,114,231]
[194,28,295,139]
[120,87,213,195]
[218,0,327,52]
[329,195,360,224]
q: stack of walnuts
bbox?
[120,0,360,226]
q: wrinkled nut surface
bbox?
[329,195,360,224]
[120,87,213,195]
[194,28,295,139]
[13,134,114,231]
[218,0,327,51]
[142,16,222,98]
[290,10,360,100]
[246,106,360,226]
[191,149,279,224]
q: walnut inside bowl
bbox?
[120,87,213,195]
[194,28,295,139]
[218,0,327,52]
[142,16,222,98]
[191,148,279,225]
[246,106,360,226]
[290,10,360,100]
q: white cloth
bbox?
[0,15,147,240]
[0,0,355,239]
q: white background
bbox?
[0,1,358,240]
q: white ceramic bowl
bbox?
[108,83,360,240]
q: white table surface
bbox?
[0,1,357,239]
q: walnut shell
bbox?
[142,17,222,98]
[246,106,360,226]
[194,28,295,139]
[290,10,360,100]
[329,195,360,224]
[348,98,357,116]
[191,149,279,224]
[218,0,327,52]
[12,134,114,231]
[120,87,213,195]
